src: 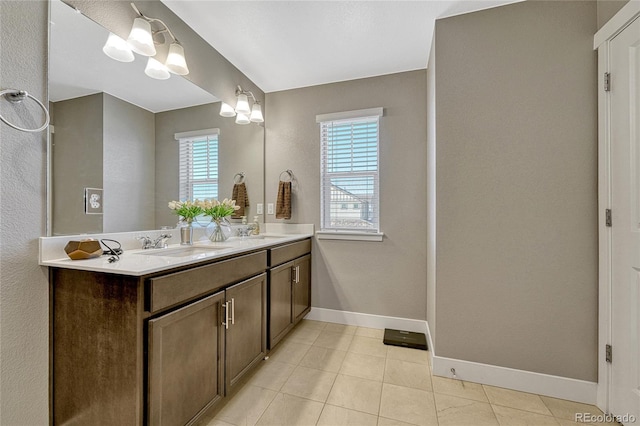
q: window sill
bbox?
[315,230,384,242]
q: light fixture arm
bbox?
[130,2,180,45]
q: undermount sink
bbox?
[135,246,232,257]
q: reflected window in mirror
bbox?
[177,128,220,201]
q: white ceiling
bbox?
[161,0,521,93]
[49,0,217,113]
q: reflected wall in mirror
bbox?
[48,0,264,236]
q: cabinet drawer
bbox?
[149,251,267,313]
[269,239,311,267]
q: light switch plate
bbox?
[257,203,263,214]
[267,203,274,215]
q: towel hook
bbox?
[279,169,293,182]
[234,172,245,184]
[0,89,50,133]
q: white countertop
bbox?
[40,224,313,276]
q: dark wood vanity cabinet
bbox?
[148,291,225,426]
[268,240,312,349]
[50,238,310,426]
[224,274,267,393]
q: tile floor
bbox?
[201,320,612,426]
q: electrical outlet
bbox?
[267,203,274,215]
[256,203,263,214]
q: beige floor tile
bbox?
[431,376,488,402]
[356,327,385,339]
[281,365,337,402]
[268,340,311,365]
[255,393,324,426]
[286,326,323,345]
[379,383,438,426]
[383,358,432,391]
[484,385,552,415]
[299,345,347,373]
[324,323,358,335]
[349,335,389,358]
[205,419,236,426]
[377,417,417,426]
[340,352,386,381]
[317,404,379,426]
[314,330,355,351]
[246,360,296,391]
[540,396,603,421]
[435,393,498,426]
[326,374,383,415]
[556,419,617,426]
[215,385,278,426]
[386,346,430,365]
[492,405,560,426]
[297,319,328,331]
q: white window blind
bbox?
[318,108,382,232]
[177,130,219,201]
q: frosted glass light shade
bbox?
[127,17,156,56]
[235,94,251,115]
[102,33,134,62]
[145,57,170,80]
[165,42,189,75]
[219,102,236,117]
[250,103,264,123]
[235,113,250,125]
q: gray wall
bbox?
[155,103,264,227]
[597,0,630,28]
[265,71,428,320]
[103,93,155,232]
[51,93,104,235]
[426,36,437,345]
[431,1,598,381]
[0,1,49,424]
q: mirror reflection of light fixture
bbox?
[126,17,156,56]
[102,33,135,62]
[145,57,170,80]
[219,85,264,124]
[101,3,189,80]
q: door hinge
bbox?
[606,344,612,363]
[606,209,612,227]
[604,72,611,92]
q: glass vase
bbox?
[180,219,194,245]
[207,217,232,242]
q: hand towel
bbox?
[276,181,292,219]
[231,182,249,218]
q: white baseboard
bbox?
[305,307,428,334]
[431,355,597,405]
[307,308,597,405]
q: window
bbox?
[318,108,382,234]
[175,128,220,201]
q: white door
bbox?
[610,15,640,422]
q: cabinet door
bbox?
[225,273,267,392]
[269,261,294,349]
[293,254,311,322]
[148,291,225,426]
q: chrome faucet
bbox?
[138,233,172,249]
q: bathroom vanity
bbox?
[43,233,312,426]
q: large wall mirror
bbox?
[48,0,264,236]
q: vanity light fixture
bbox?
[102,2,190,80]
[219,85,264,124]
